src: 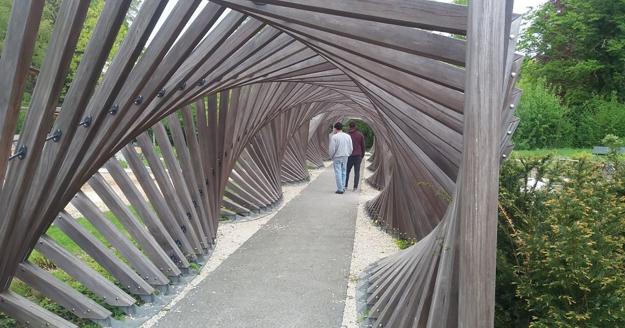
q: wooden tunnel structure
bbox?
[0,0,522,327]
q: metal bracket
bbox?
[79,116,92,128]
[45,129,62,142]
[109,104,119,115]
[9,145,27,160]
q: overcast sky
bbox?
[439,0,548,14]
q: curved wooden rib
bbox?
[0,1,521,327]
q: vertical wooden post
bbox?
[458,0,506,326]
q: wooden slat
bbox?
[54,211,154,296]
[88,173,181,277]
[0,0,44,184]
[15,262,111,320]
[71,191,169,286]
[35,235,135,307]
[0,291,77,328]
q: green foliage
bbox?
[512,148,592,158]
[520,0,625,104]
[513,77,572,149]
[394,238,415,250]
[0,0,131,106]
[602,134,624,152]
[496,155,625,327]
[575,96,625,146]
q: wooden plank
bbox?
[0,0,91,291]
[104,159,189,269]
[0,0,44,184]
[166,113,213,242]
[0,291,77,328]
[15,262,111,320]
[121,146,197,260]
[71,191,169,286]
[214,0,469,34]
[152,123,208,248]
[88,173,181,277]
[457,0,507,326]
[54,211,154,296]
[35,235,135,307]
[135,134,204,254]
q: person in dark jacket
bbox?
[345,121,366,191]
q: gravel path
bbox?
[341,155,400,328]
[141,165,327,328]
[150,165,358,328]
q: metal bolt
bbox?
[178,81,186,90]
[511,72,517,78]
[509,104,515,109]
[510,34,516,40]
[109,104,119,115]
[157,89,166,97]
[79,116,92,128]
[8,145,27,160]
[197,78,206,86]
[503,154,508,159]
[507,130,512,135]
[45,129,62,142]
[134,95,144,105]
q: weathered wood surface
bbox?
[0,0,521,326]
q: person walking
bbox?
[329,122,353,194]
[345,121,366,191]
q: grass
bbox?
[511,148,593,158]
[357,308,370,323]
[394,238,416,250]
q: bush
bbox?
[513,78,573,149]
[575,96,625,146]
[496,155,625,327]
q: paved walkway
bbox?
[154,167,359,328]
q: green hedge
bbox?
[514,78,625,149]
[496,155,625,327]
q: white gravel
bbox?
[341,155,400,328]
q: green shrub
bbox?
[513,79,573,149]
[496,155,625,327]
[575,96,625,146]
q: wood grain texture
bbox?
[0,0,520,326]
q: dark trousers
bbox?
[345,155,363,189]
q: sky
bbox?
[439,0,549,14]
[511,0,550,14]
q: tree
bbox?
[520,0,625,104]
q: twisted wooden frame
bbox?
[0,1,521,327]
